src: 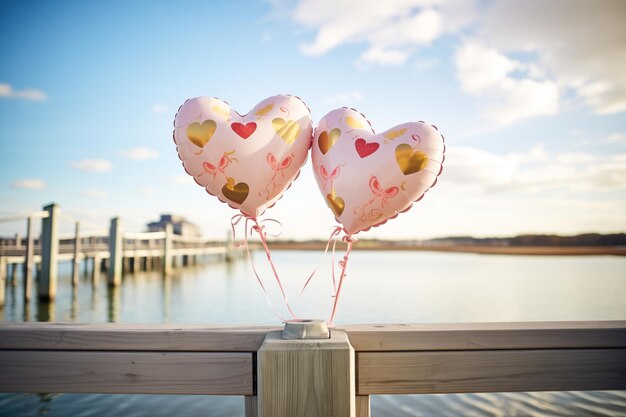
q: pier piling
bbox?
[108,218,122,287]
[1,204,243,299]
[39,203,59,301]
[23,216,34,302]
[72,222,80,287]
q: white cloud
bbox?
[478,0,626,115]
[140,186,157,195]
[608,133,626,145]
[414,58,440,70]
[118,147,159,161]
[282,0,626,124]
[323,91,363,105]
[151,103,169,114]
[288,0,476,64]
[358,47,408,66]
[0,83,47,101]
[70,159,113,172]
[82,189,108,199]
[455,42,559,125]
[11,179,46,189]
[445,145,626,192]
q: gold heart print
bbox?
[395,144,429,175]
[272,118,300,144]
[255,103,274,117]
[346,116,364,128]
[326,190,345,217]
[186,120,217,147]
[318,128,341,155]
[385,128,407,141]
[222,178,249,204]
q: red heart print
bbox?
[231,122,257,139]
[355,138,379,158]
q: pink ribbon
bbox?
[328,234,357,326]
[299,226,358,326]
[231,214,298,322]
[300,226,343,297]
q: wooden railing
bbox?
[0,203,242,306]
[1,321,625,416]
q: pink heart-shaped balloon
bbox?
[312,108,445,235]
[173,95,312,218]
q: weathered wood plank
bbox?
[343,321,626,351]
[3,322,625,352]
[0,350,253,395]
[357,348,626,395]
[0,323,279,351]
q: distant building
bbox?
[147,214,201,237]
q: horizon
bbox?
[1,0,625,240]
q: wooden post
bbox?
[72,222,80,287]
[108,218,122,287]
[14,233,21,285]
[23,217,34,302]
[257,324,355,417]
[39,203,59,301]
[164,223,173,275]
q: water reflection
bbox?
[22,299,30,322]
[36,301,55,322]
[70,286,78,321]
[162,274,171,322]
[36,393,57,417]
[1,252,625,417]
[107,286,120,323]
[8,281,17,316]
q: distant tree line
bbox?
[426,233,626,247]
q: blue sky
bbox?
[1,0,625,239]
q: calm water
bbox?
[1,250,625,416]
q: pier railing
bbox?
[0,203,241,306]
[0,321,624,416]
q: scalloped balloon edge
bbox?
[173,94,313,220]
[315,107,446,236]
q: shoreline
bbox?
[265,243,626,256]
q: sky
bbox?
[0,0,625,240]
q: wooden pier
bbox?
[0,320,624,416]
[0,203,241,306]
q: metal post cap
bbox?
[282,319,330,340]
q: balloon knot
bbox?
[342,235,357,244]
